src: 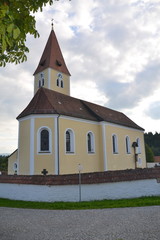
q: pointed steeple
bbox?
[33,30,71,76]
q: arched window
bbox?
[87,132,95,153]
[126,136,131,154]
[136,138,141,154]
[65,129,74,153]
[37,127,52,153]
[112,134,118,154]
[57,72,63,88]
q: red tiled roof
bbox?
[154,156,160,162]
[33,30,71,76]
[17,87,144,131]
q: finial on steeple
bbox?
[51,19,54,30]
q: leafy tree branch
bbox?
[0,0,53,66]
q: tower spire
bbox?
[33,29,71,76]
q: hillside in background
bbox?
[144,132,160,156]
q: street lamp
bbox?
[78,163,83,202]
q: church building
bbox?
[8,28,146,175]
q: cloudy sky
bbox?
[1,0,160,154]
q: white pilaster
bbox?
[48,68,51,89]
[30,118,35,175]
[54,116,59,175]
[17,121,20,174]
[101,122,108,171]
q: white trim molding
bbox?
[30,118,35,175]
[54,117,59,175]
[17,124,20,175]
[48,68,51,89]
[101,122,108,171]
[18,115,144,133]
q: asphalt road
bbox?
[0,206,160,240]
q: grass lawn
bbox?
[0,196,160,210]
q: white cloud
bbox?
[1,0,160,153]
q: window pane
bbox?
[126,137,129,153]
[112,135,116,153]
[66,131,71,152]
[88,134,91,152]
[41,130,49,151]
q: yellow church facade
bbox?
[8,29,146,175]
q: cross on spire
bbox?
[51,19,54,30]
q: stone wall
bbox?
[0,168,160,185]
[0,168,160,202]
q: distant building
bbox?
[8,28,146,175]
[154,156,160,163]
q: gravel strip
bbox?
[0,206,160,240]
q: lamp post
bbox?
[78,164,83,202]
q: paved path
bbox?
[0,206,160,240]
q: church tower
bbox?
[33,29,71,95]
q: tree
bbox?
[0,0,53,66]
[144,132,160,156]
[145,144,154,163]
[0,155,8,172]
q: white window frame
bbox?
[112,134,118,154]
[136,138,141,154]
[87,131,95,154]
[65,128,75,154]
[125,136,131,154]
[37,126,52,154]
